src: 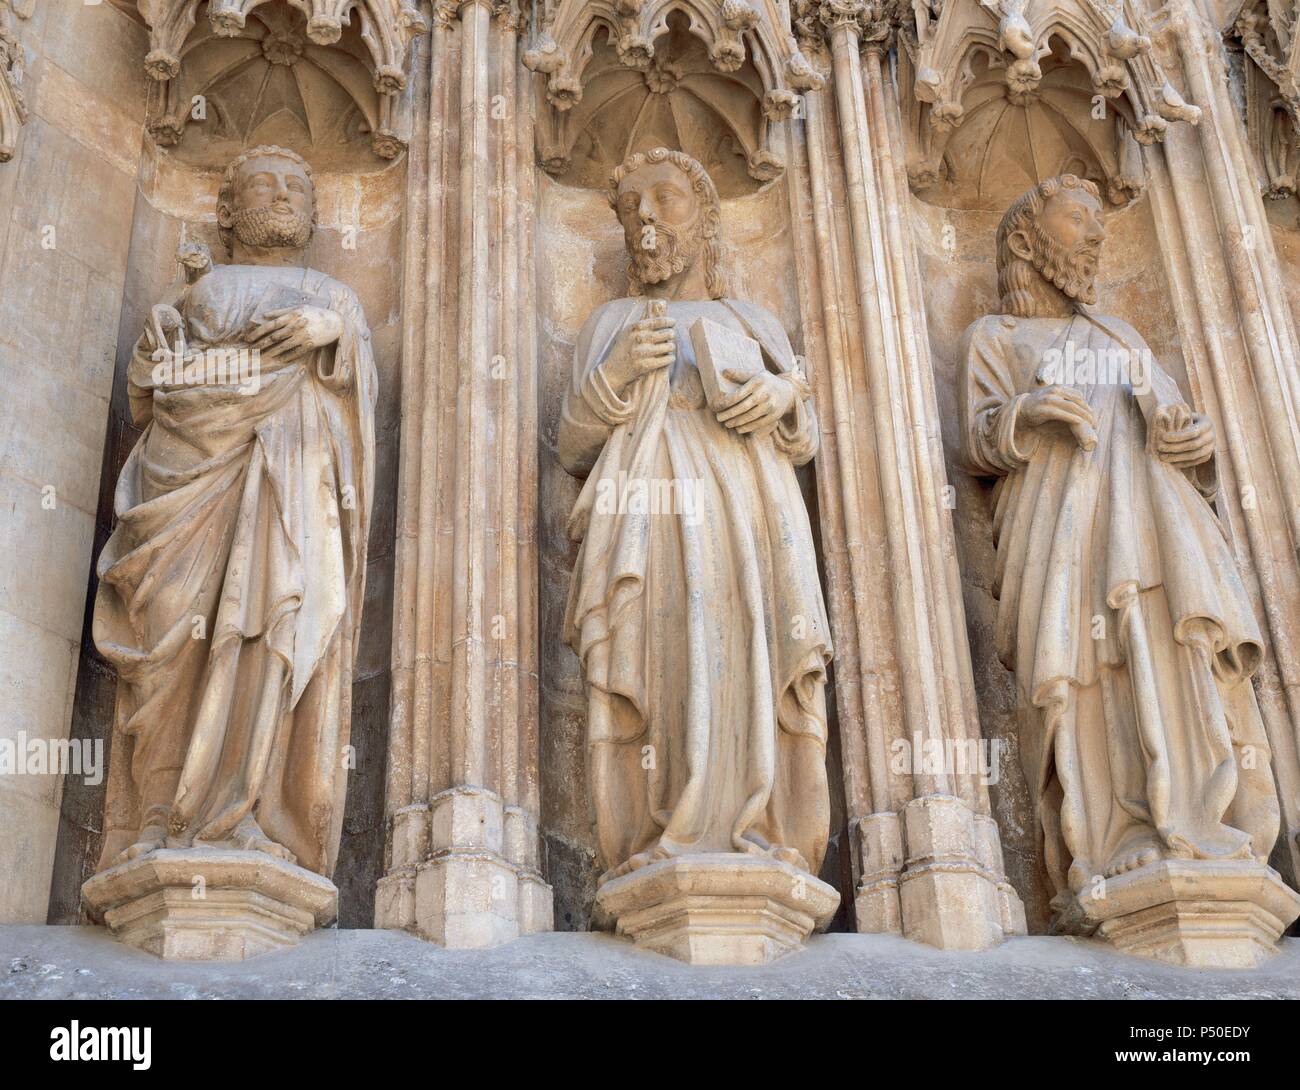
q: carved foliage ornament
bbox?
[1233,0,1300,197]
[523,0,824,188]
[790,0,909,49]
[136,0,428,158]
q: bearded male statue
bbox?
[959,174,1298,964]
[558,147,838,963]
[84,146,376,957]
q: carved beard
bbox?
[232,203,313,251]
[629,221,702,285]
[1031,226,1100,306]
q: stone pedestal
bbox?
[595,854,840,966]
[82,849,337,961]
[1078,859,1300,968]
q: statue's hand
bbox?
[601,313,675,395]
[248,305,343,362]
[1019,384,1097,451]
[716,368,796,436]
[1151,405,1215,468]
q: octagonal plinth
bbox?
[82,848,337,961]
[595,853,840,966]
[1078,858,1300,968]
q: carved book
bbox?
[689,316,765,411]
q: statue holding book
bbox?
[558,147,838,963]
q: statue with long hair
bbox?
[559,148,834,921]
[960,176,1288,951]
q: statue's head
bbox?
[996,174,1105,315]
[217,145,316,258]
[608,147,725,299]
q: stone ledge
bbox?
[3,926,1299,1000]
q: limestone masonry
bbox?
[2,0,1300,994]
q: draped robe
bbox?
[559,297,832,884]
[93,262,376,877]
[959,310,1280,914]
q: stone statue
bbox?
[84,145,376,958]
[959,174,1297,963]
[558,147,838,963]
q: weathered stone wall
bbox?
[0,2,148,923]
[8,0,1299,965]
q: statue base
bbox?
[594,853,840,966]
[1079,858,1300,968]
[82,848,337,961]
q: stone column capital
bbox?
[433,0,521,28]
[793,0,903,51]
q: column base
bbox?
[415,849,519,948]
[853,811,903,934]
[900,861,1004,950]
[595,853,840,966]
[517,869,555,935]
[374,788,554,947]
[885,795,1023,950]
[373,868,416,930]
[81,848,337,961]
[1079,859,1300,968]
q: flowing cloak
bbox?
[959,311,1279,895]
[558,296,833,881]
[93,263,376,877]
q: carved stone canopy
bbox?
[900,0,1201,208]
[524,0,824,194]
[907,36,1149,209]
[1233,0,1300,198]
[135,0,428,163]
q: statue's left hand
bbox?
[1151,405,1215,468]
[716,368,797,435]
[248,305,343,362]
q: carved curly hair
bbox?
[995,174,1100,315]
[608,147,726,299]
[216,144,316,255]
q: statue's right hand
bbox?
[1019,384,1098,451]
[602,314,676,395]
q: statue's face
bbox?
[225,153,315,251]
[1030,188,1105,305]
[614,160,705,285]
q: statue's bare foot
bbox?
[771,845,808,870]
[1104,842,1162,877]
[737,836,809,872]
[113,824,167,866]
[231,816,297,865]
[601,845,671,883]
